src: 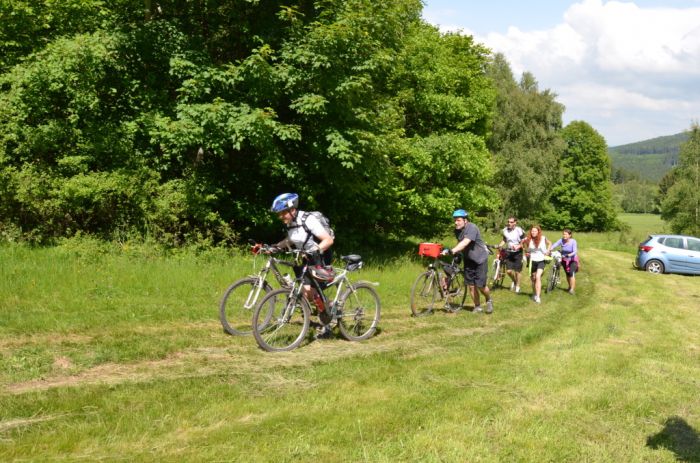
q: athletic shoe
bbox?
[533,295,541,304]
[568,289,575,295]
[515,286,521,294]
[473,305,483,313]
[315,325,332,339]
[485,299,494,314]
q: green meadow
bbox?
[1,214,699,462]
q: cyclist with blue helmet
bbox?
[442,209,494,314]
[271,192,335,337]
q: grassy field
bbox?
[2,215,699,462]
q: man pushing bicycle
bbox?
[497,216,525,294]
[270,192,335,337]
[441,209,494,314]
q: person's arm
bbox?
[305,215,334,253]
[451,237,472,254]
[548,239,562,252]
[314,231,334,253]
[273,237,292,250]
[569,239,578,257]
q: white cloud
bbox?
[465,0,700,145]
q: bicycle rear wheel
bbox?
[219,277,272,336]
[252,288,310,352]
[410,271,439,317]
[337,282,381,341]
[445,272,466,313]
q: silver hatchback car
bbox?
[635,234,700,275]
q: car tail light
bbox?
[640,245,653,252]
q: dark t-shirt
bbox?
[454,222,489,264]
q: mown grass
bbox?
[1,219,699,462]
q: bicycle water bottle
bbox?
[282,274,293,287]
[312,291,325,313]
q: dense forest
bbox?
[0,0,638,247]
[609,131,691,216]
[609,132,687,182]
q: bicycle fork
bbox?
[244,275,267,309]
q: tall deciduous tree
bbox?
[661,123,700,236]
[0,0,497,244]
[486,54,565,225]
[543,121,619,231]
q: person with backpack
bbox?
[270,192,335,337]
[441,209,494,314]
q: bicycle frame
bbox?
[410,254,465,316]
[244,247,294,309]
[284,253,355,319]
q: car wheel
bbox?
[645,259,665,274]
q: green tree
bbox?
[661,123,700,235]
[0,0,497,244]
[385,24,497,235]
[613,180,659,213]
[543,121,619,231]
[486,54,565,226]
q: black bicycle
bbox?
[410,248,466,317]
[251,251,381,352]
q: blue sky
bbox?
[422,0,700,146]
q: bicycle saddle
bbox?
[341,254,362,264]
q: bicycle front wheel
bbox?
[219,277,272,336]
[252,289,310,352]
[545,265,558,293]
[410,271,439,317]
[337,282,381,341]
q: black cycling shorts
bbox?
[563,260,578,277]
[464,260,488,287]
[529,260,546,274]
[504,250,523,271]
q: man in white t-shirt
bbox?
[270,192,334,336]
[497,216,525,293]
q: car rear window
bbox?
[640,236,654,246]
[688,238,700,252]
[662,237,684,249]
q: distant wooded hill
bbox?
[608,132,688,182]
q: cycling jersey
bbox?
[286,210,327,252]
[502,226,525,250]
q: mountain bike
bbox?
[545,250,562,293]
[410,243,466,316]
[487,245,506,289]
[251,251,381,352]
[219,242,294,336]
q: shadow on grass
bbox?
[647,416,700,462]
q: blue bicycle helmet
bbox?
[452,209,469,218]
[271,193,299,213]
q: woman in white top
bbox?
[521,225,551,304]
